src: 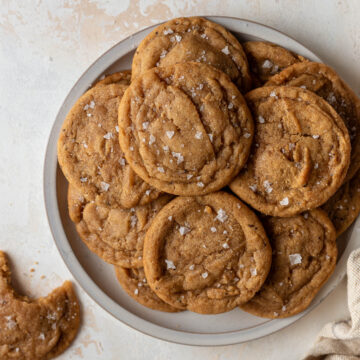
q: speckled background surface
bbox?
[0,0,359,358]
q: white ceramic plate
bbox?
[44,16,360,346]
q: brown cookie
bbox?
[57,71,162,209]
[114,267,180,312]
[95,71,132,86]
[0,251,80,359]
[132,17,251,92]
[230,86,351,217]
[240,209,337,318]
[322,168,360,236]
[68,186,172,268]
[243,41,306,87]
[143,192,272,314]
[118,62,254,196]
[266,62,360,181]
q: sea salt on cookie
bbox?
[143,192,272,314]
[243,41,306,87]
[132,17,251,92]
[115,267,180,312]
[58,71,162,209]
[266,62,360,181]
[241,210,337,318]
[68,186,172,268]
[322,168,360,236]
[0,251,80,359]
[118,62,254,196]
[230,86,351,217]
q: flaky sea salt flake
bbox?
[221,46,230,55]
[166,130,175,139]
[215,208,228,223]
[289,253,302,265]
[280,197,289,206]
[165,259,176,270]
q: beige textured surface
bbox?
[143,192,271,314]
[1,0,359,358]
[119,62,253,196]
[230,86,351,217]
[241,210,337,319]
[0,252,80,359]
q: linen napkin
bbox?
[304,248,360,359]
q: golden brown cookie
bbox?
[266,62,360,181]
[143,192,272,314]
[240,209,337,318]
[230,86,351,217]
[243,41,306,87]
[68,186,172,268]
[58,71,162,209]
[0,251,80,359]
[95,70,132,86]
[132,17,251,92]
[118,62,254,196]
[322,169,360,236]
[115,267,180,312]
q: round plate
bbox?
[44,16,360,346]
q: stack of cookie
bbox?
[57,17,360,318]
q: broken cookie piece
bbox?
[0,251,80,359]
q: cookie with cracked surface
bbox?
[230,86,351,217]
[115,267,180,312]
[68,186,172,268]
[57,71,162,209]
[322,169,360,236]
[143,192,272,314]
[0,251,80,360]
[118,62,254,196]
[266,62,360,181]
[132,16,251,92]
[241,209,337,318]
[243,41,306,87]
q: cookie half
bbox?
[143,192,272,314]
[68,185,172,268]
[0,251,80,359]
[118,62,254,196]
[243,41,306,87]
[58,71,162,209]
[322,169,360,236]
[240,209,337,318]
[230,86,351,217]
[266,62,360,181]
[115,267,180,312]
[132,17,251,92]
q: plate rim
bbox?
[43,15,356,346]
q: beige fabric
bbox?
[304,249,360,359]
